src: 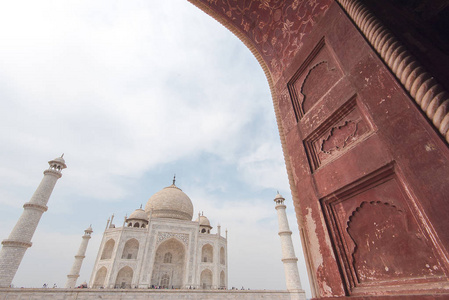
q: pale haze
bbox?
[0,1,311,297]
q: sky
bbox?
[0,0,311,297]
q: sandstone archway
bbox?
[187,0,449,297]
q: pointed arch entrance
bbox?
[200,269,213,290]
[151,238,186,288]
[93,267,107,288]
[115,266,133,289]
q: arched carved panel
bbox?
[301,61,341,114]
[287,39,344,121]
[347,201,443,282]
[321,165,447,295]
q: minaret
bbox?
[65,226,93,288]
[0,155,67,288]
[274,193,305,298]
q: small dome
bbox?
[274,193,284,200]
[197,215,211,227]
[144,184,194,221]
[48,155,67,169]
[128,208,148,221]
[85,225,93,233]
[53,157,66,164]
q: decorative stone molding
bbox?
[1,240,32,248]
[23,203,48,213]
[43,169,63,178]
[156,232,189,247]
[278,230,293,236]
[336,0,449,143]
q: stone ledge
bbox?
[0,288,304,300]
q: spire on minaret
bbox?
[109,214,115,228]
[0,155,67,288]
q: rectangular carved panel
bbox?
[304,96,373,172]
[321,164,447,295]
[288,38,344,120]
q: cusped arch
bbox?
[121,238,139,259]
[347,201,443,282]
[300,61,340,114]
[201,244,213,263]
[93,266,107,288]
[115,266,133,289]
[101,239,115,260]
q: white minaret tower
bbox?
[0,155,67,288]
[274,192,306,299]
[65,226,93,288]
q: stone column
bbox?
[0,155,66,288]
[274,193,306,299]
[65,226,93,288]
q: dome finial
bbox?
[140,204,142,209]
[173,174,176,185]
[61,153,64,158]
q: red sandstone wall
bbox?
[191,0,449,298]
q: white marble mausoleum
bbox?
[89,179,227,290]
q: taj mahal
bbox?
[88,177,228,290]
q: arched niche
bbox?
[200,269,213,289]
[115,266,133,289]
[201,244,213,263]
[93,266,107,288]
[101,239,115,260]
[121,238,139,259]
[151,238,185,288]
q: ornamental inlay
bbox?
[157,232,189,246]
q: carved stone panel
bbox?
[321,164,447,295]
[348,201,443,283]
[288,38,344,120]
[156,232,189,247]
[304,97,373,171]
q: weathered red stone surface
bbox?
[191,0,449,298]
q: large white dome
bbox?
[144,184,194,221]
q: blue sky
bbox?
[0,0,311,297]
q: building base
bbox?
[0,288,303,300]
